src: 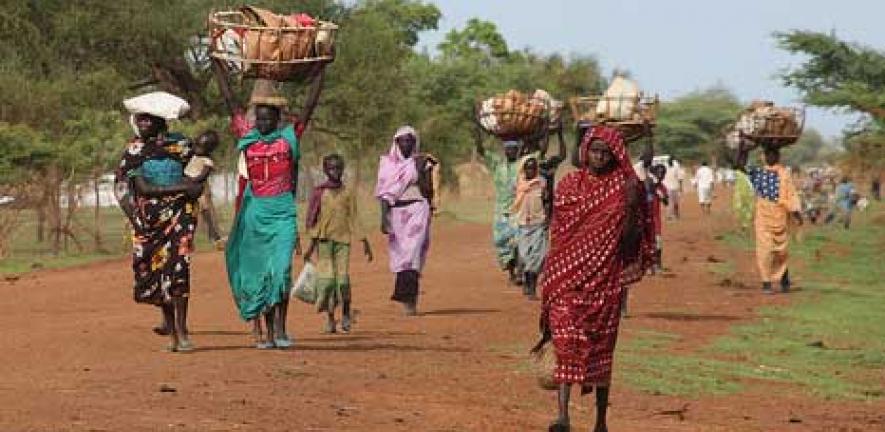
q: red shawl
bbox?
[540,125,654,386]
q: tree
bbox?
[777,30,884,172]
[782,128,826,167]
[362,0,441,47]
[776,31,885,120]
[654,87,743,162]
[439,19,509,61]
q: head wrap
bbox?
[578,125,633,178]
[124,91,188,137]
[375,126,420,204]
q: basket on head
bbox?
[208,6,337,82]
[734,101,805,148]
[569,94,659,142]
[476,90,550,140]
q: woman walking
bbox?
[375,126,434,316]
[735,144,803,293]
[475,138,522,283]
[213,63,324,348]
[115,94,203,352]
[540,125,654,432]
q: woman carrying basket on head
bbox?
[538,125,654,432]
[213,59,325,349]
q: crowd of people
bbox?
[112,69,878,431]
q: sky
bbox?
[415,0,884,140]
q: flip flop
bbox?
[256,341,276,350]
[177,339,196,353]
[274,336,294,349]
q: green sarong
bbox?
[225,124,299,321]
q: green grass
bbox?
[617,205,885,400]
[707,260,736,278]
[0,193,496,276]
[706,213,885,400]
[0,206,237,275]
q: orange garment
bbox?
[753,164,801,283]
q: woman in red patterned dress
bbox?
[540,125,654,432]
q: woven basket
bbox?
[569,94,659,142]
[569,94,659,125]
[531,347,558,391]
[476,90,550,140]
[736,103,805,147]
[208,7,337,81]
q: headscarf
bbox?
[375,126,420,204]
[579,126,634,178]
[511,155,544,214]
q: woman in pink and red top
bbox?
[216,71,324,349]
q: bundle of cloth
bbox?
[122,92,190,135]
[478,90,552,139]
[594,75,642,122]
[735,100,802,145]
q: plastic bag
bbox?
[292,262,317,304]
[123,92,190,120]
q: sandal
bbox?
[255,340,276,350]
[177,339,196,353]
[274,336,294,349]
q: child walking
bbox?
[649,164,670,273]
[186,131,224,246]
[304,154,373,333]
[511,155,549,300]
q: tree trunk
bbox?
[93,171,103,252]
[62,179,82,253]
[36,199,46,243]
[46,166,63,255]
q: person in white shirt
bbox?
[663,157,683,219]
[694,161,715,214]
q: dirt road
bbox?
[1,193,881,431]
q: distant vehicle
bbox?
[0,196,15,206]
